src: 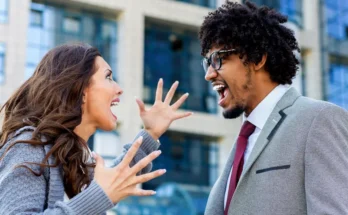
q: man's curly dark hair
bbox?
[199,1,300,85]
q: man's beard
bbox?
[223,105,245,119]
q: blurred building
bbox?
[0,0,346,214]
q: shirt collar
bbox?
[243,85,290,130]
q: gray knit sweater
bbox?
[0,126,160,215]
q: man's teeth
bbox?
[213,84,226,91]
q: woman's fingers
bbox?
[132,188,157,196]
[174,112,193,120]
[155,78,163,101]
[134,169,166,184]
[129,150,162,175]
[164,81,179,105]
[171,92,189,110]
[119,136,143,168]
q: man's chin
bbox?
[223,106,244,119]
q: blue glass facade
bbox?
[26,2,117,80]
[144,131,218,188]
[175,0,216,8]
[328,65,348,109]
[142,131,218,214]
[115,183,202,215]
[325,0,348,40]
[144,22,217,113]
[323,0,348,109]
[245,0,303,28]
[0,0,8,23]
[0,43,5,84]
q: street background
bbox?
[0,0,346,214]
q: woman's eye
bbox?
[106,74,112,80]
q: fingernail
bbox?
[160,169,167,174]
[186,93,189,96]
[151,191,157,195]
[138,136,143,141]
[155,150,162,155]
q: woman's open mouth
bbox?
[110,98,119,120]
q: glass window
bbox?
[175,0,216,8]
[144,21,217,113]
[0,43,5,84]
[26,2,117,80]
[325,0,348,40]
[324,0,348,109]
[327,64,348,109]
[30,9,43,27]
[88,130,120,167]
[300,55,306,96]
[245,0,303,28]
[143,131,219,189]
[0,0,8,23]
[63,16,81,34]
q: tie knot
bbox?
[239,121,256,138]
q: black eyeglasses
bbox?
[202,49,237,73]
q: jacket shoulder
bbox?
[0,127,47,175]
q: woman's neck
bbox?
[73,123,95,142]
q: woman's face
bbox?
[82,56,123,131]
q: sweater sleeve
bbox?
[111,129,160,174]
[0,139,113,215]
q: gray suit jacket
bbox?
[205,88,348,215]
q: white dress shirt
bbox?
[224,85,290,209]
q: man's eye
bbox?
[219,53,228,60]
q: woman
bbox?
[0,43,191,214]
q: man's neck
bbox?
[245,82,279,116]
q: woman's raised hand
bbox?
[135,79,192,140]
[93,136,165,203]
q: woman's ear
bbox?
[82,87,89,104]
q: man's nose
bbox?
[205,65,218,81]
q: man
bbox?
[199,1,348,215]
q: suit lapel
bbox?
[205,142,237,215]
[238,87,301,184]
[240,109,283,180]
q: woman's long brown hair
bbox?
[0,43,101,198]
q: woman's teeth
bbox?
[110,101,119,118]
[111,102,119,107]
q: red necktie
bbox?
[224,121,256,215]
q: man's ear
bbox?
[253,54,267,71]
